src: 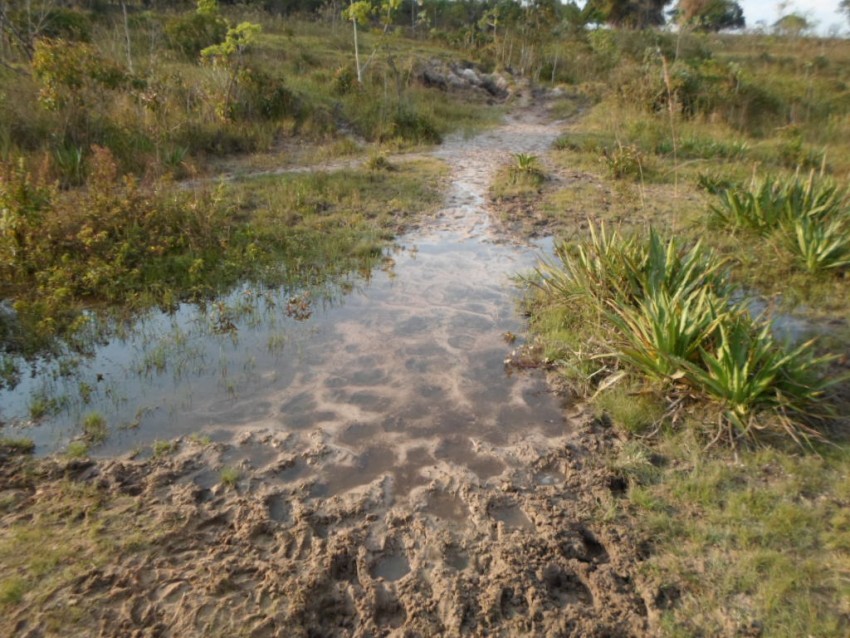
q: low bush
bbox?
[534,224,834,445]
[165,11,228,59]
[709,172,850,273]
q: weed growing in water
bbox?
[508,153,544,185]
[81,412,108,444]
[152,440,179,457]
[65,441,89,458]
[220,466,240,487]
[0,438,35,454]
[188,433,212,446]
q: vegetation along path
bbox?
[0,97,664,636]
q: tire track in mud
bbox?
[1,102,661,637]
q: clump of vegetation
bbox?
[602,143,646,180]
[65,441,89,458]
[220,466,240,488]
[534,223,833,445]
[709,173,850,274]
[152,439,179,457]
[510,153,545,184]
[81,412,107,445]
[0,437,35,455]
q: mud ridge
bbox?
[1,409,665,637]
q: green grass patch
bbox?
[0,478,164,626]
[220,466,240,488]
[632,439,850,637]
[0,437,35,454]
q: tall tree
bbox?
[676,0,744,32]
[585,0,671,29]
[773,12,810,37]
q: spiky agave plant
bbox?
[533,222,837,445]
[786,214,850,274]
[509,153,545,186]
[680,315,835,445]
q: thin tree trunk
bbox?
[353,19,362,84]
[122,2,133,73]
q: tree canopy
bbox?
[676,0,744,32]
[584,0,671,29]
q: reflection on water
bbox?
[1,110,569,504]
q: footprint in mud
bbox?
[434,435,506,480]
[489,503,535,532]
[371,554,411,582]
[541,563,593,607]
[444,546,469,571]
[424,491,470,524]
[275,458,311,482]
[373,585,407,628]
[498,586,530,619]
[329,550,359,584]
[265,494,290,523]
[337,421,384,446]
[309,446,396,498]
[560,526,610,564]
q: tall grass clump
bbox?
[709,172,850,274]
[534,223,834,445]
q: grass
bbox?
[152,439,179,457]
[630,437,850,637]
[0,437,35,454]
[81,413,108,445]
[65,441,89,459]
[0,473,165,626]
[220,466,240,488]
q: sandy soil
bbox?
[1,402,664,637]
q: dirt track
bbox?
[1,96,667,637]
[1,404,663,637]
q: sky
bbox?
[739,1,847,34]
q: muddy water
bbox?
[2,111,567,506]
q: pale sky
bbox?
[574,1,848,35]
[739,1,846,34]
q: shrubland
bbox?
[1,0,850,633]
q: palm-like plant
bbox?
[534,222,836,445]
[787,215,850,273]
[681,316,833,444]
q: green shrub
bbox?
[226,67,299,122]
[602,143,645,180]
[535,224,833,445]
[388,106,441,144]
[165,12,228,59]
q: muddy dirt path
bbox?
[1,102,659,637]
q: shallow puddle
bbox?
[424,490,471,523]
[1,110,569,513]
[371,554,411,582]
